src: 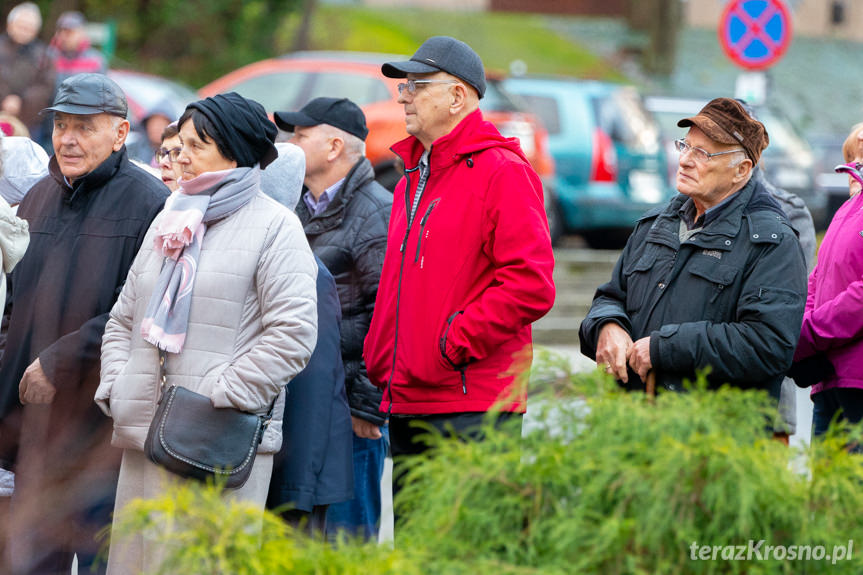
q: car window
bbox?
[305,72,391,106]
[595,89,660,154]
[226,71,311,112]
[481,80,520,113]
[512,94,561,135]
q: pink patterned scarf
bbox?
[141,166,259,353]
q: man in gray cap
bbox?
[274,97,391,540]
[364,37,555,519]
[0,72,167,575]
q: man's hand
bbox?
[627,336,653,381]
[19,358,56,405]
[351,416,383,440]
[596,322,633,383]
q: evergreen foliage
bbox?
[110,356,863,574]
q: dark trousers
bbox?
[812,387,863,437]
[389,411,522,529]
[280,505,329,537]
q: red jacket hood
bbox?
[391,108,529,171]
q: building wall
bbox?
[359,0,626,15]
[686,0,863,41]
[490,0,627,15]
[362,0,489,10]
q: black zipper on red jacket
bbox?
[387,165,419,416]
[440,311,468,395]
[415,198,440,263]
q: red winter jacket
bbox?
[363,109,555,416]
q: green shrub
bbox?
[110,356,863,574]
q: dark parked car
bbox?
[503,76,674,248]
[108,69,198,165]
[645,96,825,229]
[808,133,851,226]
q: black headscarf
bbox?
[185,92,278,169]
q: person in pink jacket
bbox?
[794,123,863,436]
[363,36,555,520]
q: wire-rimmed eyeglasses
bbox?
[674,139,744,163]
[397,79,459,96]
[158,146,182,163]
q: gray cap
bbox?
[56,10,85,30]
[41,73,128,118]
[382,36,486,99]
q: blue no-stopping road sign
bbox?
[719,0,792,70]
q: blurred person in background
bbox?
[95,93,318,573]
[49,11,106,88]
[0,114,29,138]
[0,2,55,148]
[0,136,48,210]
[261,142,354,536]
[275,97,391,541]
[0,73,167,575]
[127,100,176,167]
[738,99,817,444]
[0,134,31,568]
[157,121,182,191]
[836,122,863,197]
[792,122,863,439]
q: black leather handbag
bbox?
[144,352,274,489]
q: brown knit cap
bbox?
[677,97,769,165]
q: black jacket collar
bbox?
[297,157,375,234]
[49,146,128,204]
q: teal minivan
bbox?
[503,77,674,248]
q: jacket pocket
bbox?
[687,259,739,301]
[622,252,658,314]
[687,258,740,319]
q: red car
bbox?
[199,51,554,191]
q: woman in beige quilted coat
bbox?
[95,93,318,574]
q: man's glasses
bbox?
[674,139,744,163]
[158,146,182,163]
[397,79,459,96]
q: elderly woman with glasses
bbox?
[156,121,182,191]
[792,122,863,439]
[95,92,318,573]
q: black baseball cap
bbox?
[381,36,486,99]
[41,73,128,118]
[274,97,368,141]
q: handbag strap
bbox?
[158,349,279,426]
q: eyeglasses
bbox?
[674,139,745,163]
[397,79,459,96]
[158,146,182,163]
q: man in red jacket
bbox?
[364,36,555,515]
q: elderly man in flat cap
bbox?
[580,97,807,401]
[363,36,555,519]
[0,73,167,575]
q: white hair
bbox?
[320,124,365,161]
[7,2,41,28]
